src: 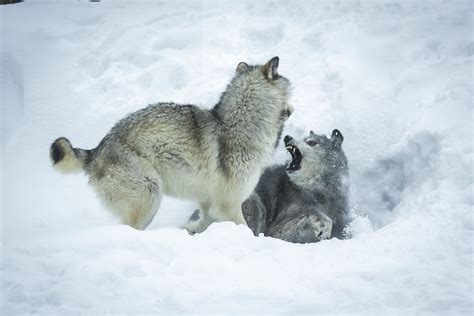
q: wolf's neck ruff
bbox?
[212,66,291,178]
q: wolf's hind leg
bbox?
[129,183,162,230]
[92,165,162,230]
[114,178,162,230]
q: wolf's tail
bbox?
[50,137,91,173]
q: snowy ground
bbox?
[1,0,472,314]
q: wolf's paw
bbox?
[288,213,333,243]
[312,217,332,241]
[183,209,211,235]
[269,212,333,244]
[302,212,333,242]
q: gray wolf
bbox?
[188,129,349,243]
[50,57,293,231]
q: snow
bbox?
[1,0,472,314]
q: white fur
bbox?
[288,142,325,188]
[52,154,83,173]
[50,140,83,173]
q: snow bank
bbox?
[1,0,472,314]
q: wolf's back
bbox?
[50,137,91,173]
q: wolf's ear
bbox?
[262,56,279,80]
[331,129,344,148]
[309,130,316,137]
[236,62,251,74]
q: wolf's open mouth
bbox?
[286,145,302,172]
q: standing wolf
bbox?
[50,57,293,231]
[188,129,349,243]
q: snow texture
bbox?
[1,0,472,314]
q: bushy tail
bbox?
[50,137,91,173]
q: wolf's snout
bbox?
[284,135,293,145]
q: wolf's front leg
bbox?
[183,200,212,234]
[208,201,247,226]
[242,193,267,236]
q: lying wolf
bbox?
[50,57,293,230]
[188,129,349,243]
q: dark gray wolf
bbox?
[50,57,293,231]
[188,129,349,243]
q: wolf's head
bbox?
[235,56,293,118]
[235,57,293,119]
[216,57,293,124]
[284,129,348,189]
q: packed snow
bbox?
[1,0,472,314]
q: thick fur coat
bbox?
[50,57,293,230]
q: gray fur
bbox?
[50,57,293,230]
[187,129,349,243]
[285,129,349,239]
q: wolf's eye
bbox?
[307,140,317,146]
